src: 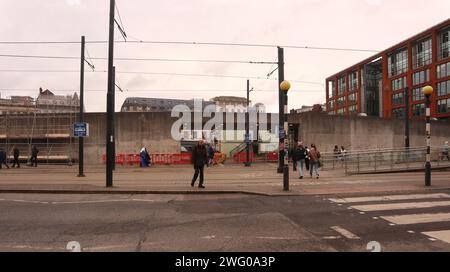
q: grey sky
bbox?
[0,0,449,112]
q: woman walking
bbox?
[308,144,321,179]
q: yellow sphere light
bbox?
[280,81,291,92]
[422,85,433,96]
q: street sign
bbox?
[73,122,89,138]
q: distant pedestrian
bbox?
[207,144,215,166]
[333,145,340,160]
[293,142,307,179]
[304,144,310,172]
[442,141,450,161]
[309,144,321,179]
[340,146,347,161]
[30,146,39,167]
[191,139,208,189]
[0,148,9,169]
[12,146,20,168]
[140,147,150,167]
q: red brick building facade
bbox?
[326,19,450,120]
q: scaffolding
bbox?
[0,101,77,165]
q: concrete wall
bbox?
[290,112,450,153]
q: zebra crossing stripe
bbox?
[422,230,450,244]
[351,201,450,212]
[381,213,450,225]
[329,193,450,204]
[330,226,360,240]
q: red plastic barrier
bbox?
[266,152,278,162]
[102,153,193,165]
[233,152,255,163]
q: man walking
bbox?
[0,148,9,169]
[442,141,450,161]
[293,142,307,179]
[309,144,321,179]
[30,145,39,167]
[12,146,20,168]
[191,139,208,189]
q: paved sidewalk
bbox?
[0,163,449,196]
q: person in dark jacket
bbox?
[293,142,307,179]
[12,146,20,168]
[0,148,9,169]
[191,139,208,189]
[30,145,39,167]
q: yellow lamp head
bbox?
[422,86,433,96]
[280,81,291,92]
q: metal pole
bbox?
[404,87,410,149]
[112,67,116,171]
[283,89,289,191]
[425,94,431,187]
[106,0,115,188]
[245,79,251,167]
[277,47,285,174]
[78,36,85,177]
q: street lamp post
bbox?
[422,85,433,187]
[280,80,291,191]
[245,79,252,167]
[277,47,285,173]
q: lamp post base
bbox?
[283,165,289,191]
[425,162,431,187]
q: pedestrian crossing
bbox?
[329,193,450,245]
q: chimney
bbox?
[39,87,43,94]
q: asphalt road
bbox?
[1,191,450,252]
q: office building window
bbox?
[392,92,405,105]
[412,69,430,86]
[349,71,358,91]
[437,98,450,114]
[438,27,450,60]
[388,48,408,77]
[337,96,346,107]
[328,80,336,98]
[348,105,357,114]
[328,100,335,111]
[437,62,450,79]
[413,38,432,68]
[337,108,345,115]
[438,80,450,96]
[348,93,357,104]
[337,76,346,96]
[412,87,425,101]
[392,77,408,91]
[412,103,425,116]
[392,108,405,119]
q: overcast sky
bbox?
[0,0,449,112]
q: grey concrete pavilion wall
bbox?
[83,112,179,165]
[289,112,450,153]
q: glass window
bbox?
[392,77,408,91]
[388,48,408,77]
[438,80,450,96]
[438,27,450,60]
[437,98,450,113]
[412,103,425,116]
[412,69,430,86]
[348,105,357,114]
[337,96,346,107]
[328,100,335,111]
[348,93,357,104]
[337,76,346,95]
[437,62,450,79]
[349,71,358,91]
[328,80,336,98]
[412,87,425,101]
[413,38,432,68]
[392,92,405,105]
[392,108,405,119]
[337,108,345,115]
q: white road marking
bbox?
[351,201,450,212]
[0,199,49,204]
[381,213,450,225]
[408,231,415,234]
[0,198,159,205]
[255,236,302,240]
[422,231,450,244]
[329,193,450,204]
[52,199,131,205]
[330,226,360,240]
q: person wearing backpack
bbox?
[308,144,321,179]
[293,142,307,179]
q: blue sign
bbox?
[73,122,89,137]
